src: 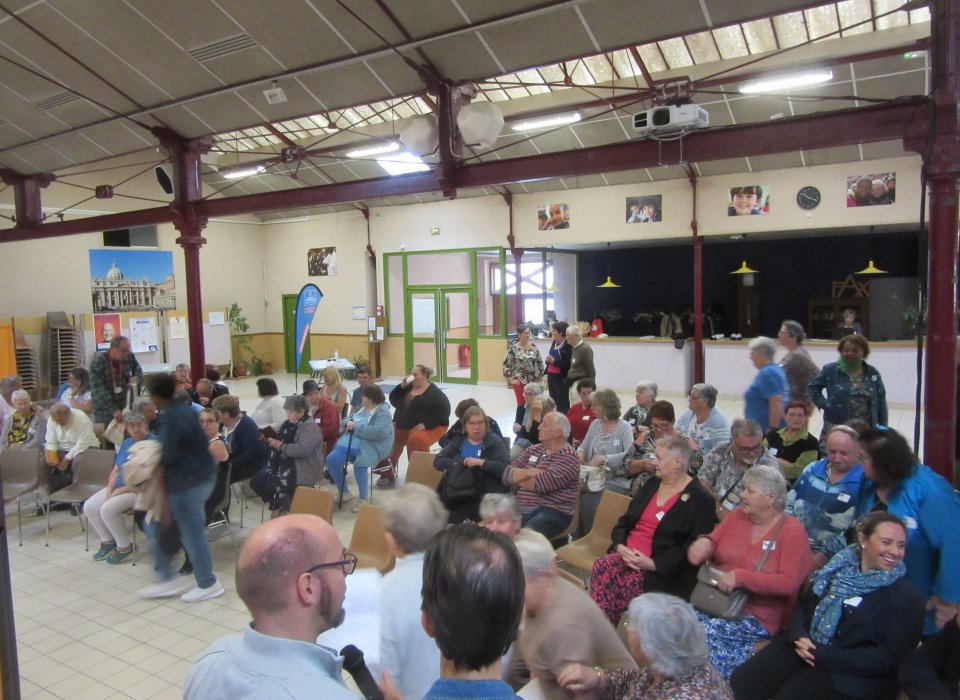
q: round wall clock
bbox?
[796,186,821,210]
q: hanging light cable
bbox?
[597,243,621,288]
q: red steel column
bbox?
[686,165,704,383]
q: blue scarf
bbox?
[809,544,905,645]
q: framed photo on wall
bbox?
[538,203,570,230]
[728,185,770,216]
[846,172,895,207]
[625,195,662,223]
[308,247,338,276]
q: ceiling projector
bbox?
[633,104,709,135]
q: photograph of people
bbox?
[538,203,570,230]
[728,185,768,216]
[846,172,895,207]
[626,195,662,223]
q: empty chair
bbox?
[348,503,395,574]
[289,486,334,524]
[45,448,116,547]
[1,448,41,546]
[555,491,631,578]
[404,451,441,490]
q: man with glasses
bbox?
[697,418,780,519]
[186,514,358,699]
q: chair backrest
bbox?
[213,462,233,515]
[0,448,40,496]
[289,486,334,524]
[587,491,632,545]
[348,503,395,574]
[73,449,118,487]
[405,451,440,490]
[552,496,580,543]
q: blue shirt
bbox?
[461,440,484,461]
[744,363,790,430]
[114,434,158,488]
[423,678,520,700]
[786,459,864,556]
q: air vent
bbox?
[35,91,81,111]
[188,33,258,62]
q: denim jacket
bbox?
[809,361,888,427]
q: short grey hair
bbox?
[656,434,692,466]
[522,383,543,398]
[131,397,155,414]
[628,593,708,678]
[590,389,621,420]
[123,412,146,426]
[0,376,21,394]
[283,394,308,413]
[690,383,717,408]
[381,484,448,554]
[730,418,763,441]
[479,493,521,523]
[10,389,30,403]
[781,320,805,343]
[544,412,571,439]
[636,380,658,398]
[49,402,70,421]
[747,336,776,360]
[565,325,583,341]
[743,465,788,510]
[514,529,555,577]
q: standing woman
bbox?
[321,366,349,417]
[810,335,887,442]
[385,365,451,483]
[503,324,544,408]
[744,336,790,434]
[544,321,572,413]
[61,368,93,416]
[777,320,819,411]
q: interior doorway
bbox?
[405,286,476,384]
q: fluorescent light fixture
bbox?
[739,70,833,94]
[377,151,430,176]
[222,164,266,179]
[345,142,400,159]
[510,112,581,132]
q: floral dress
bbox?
[263,418,301,511]
[502,342,544,385]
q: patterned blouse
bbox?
[502,342,544,385]
[603,664,732,700]
[6,413,31,446]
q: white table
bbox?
[308,358,356,378]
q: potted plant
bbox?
[228,303,255,377]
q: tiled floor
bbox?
[8,373,919,698]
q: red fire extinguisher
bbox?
[458,344,471,368]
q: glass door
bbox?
[405,286,476,384]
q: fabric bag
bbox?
[691,516,787,620]
[438,460,481,508]
[103,387,133,445]
[579,464,607,493]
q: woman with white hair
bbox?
[479,493,523,539]
[623,380,657,431]
[744,337,790,434]
[0,389,46,451]
[687,465,813,679]
[558,593,732,699]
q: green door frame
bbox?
[282,294,312,374]
[404,285,477,384]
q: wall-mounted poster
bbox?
[94,313,121,351]
[89,249,175,312]
[308,247,338,276]
[728,185,770,216]
[538,203,570,230]
[846,172,895,207]
[626,195,662,223]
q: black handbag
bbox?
[438,460,481,508]
[48,466,73,493]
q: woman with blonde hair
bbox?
[321,365,349,417]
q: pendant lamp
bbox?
[597,243,622,288]
[855,259,887,275]
[729,261,758,275]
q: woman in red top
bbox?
[687,464,813,679]
[566,378,597,446]
[590,434,717,625]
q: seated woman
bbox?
[384,365,451,484]
[577,388,635,535]
[250,377,286,432]
[590,434,717,625]
[510,395,555,460]
[622,380,657,431]
[479,493,523,539]
[439,398,503,449]
[327,384,394,512]
[254,394,323,516]
[173,362,193,391]
[566,378,597,447]
[321,366,349,417]
[434,405,510,524]
[764,400,819,483]
[687,465,813,679]
[675,383,731,456]
[85,412,155,565]
[60,367,93,415]
[199,407,230,524]
[511,383,543,449]
[617,400,703,497]
[855,426,960,635]
[558,593,732,700]
[211,394,268,484]
[731,512,925,700]
[0,389,46,451]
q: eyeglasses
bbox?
[651,421,672,431]
[199,418,218,424]
[734,442,764,454]
[687,394,702,401]
[304,552,358,576]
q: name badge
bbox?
[768,447,778,456]
[628,418,636,426]
[529,455,539,464]
[762,540,776,551]
[314,418,322,424]
[582,415,591,421]
[655,511,665,521]
[722,500,737,511]
[837,493,851,503]
[844,596,863,607]
[904,516,919,530]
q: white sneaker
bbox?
[181,579,225,603]
[137,579,193,599]
[352,498,366,514]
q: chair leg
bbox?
[16,497,22,547]
[85,511,89,551]
[131,512,137,567]
[45,499,50,547]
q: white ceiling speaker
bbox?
[457,102,503,149]
[399,115,439,157]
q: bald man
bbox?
[185,514,358,699]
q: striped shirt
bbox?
[502,443,580,516]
